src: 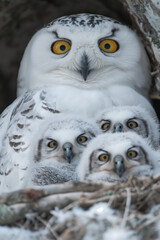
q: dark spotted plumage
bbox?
[46,13,121,28]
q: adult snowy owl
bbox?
[0,111,99,192]
[17,14,152,112]
[17,13,150,97]
[96,105,159,148]
[78,132,160,182]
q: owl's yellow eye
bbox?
[98,153,110,162]
[51,40,71,54]
[99,39,119,53]
[127,120,138,129]
[101,121,111,131]
[48,140,58,149]
[77,135,88,144]
[127,150,137,159]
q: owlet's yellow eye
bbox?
[98,153,110,162]
[99,39,119,53]
[77,135,88,144]
[127,150,137,159]
[48,140,58,149]
[101,121,111,131]
[51,40,71,54]
[127,120,138,129]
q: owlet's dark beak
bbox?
[113,123,123,133]
[63,142,74,163]
[114,155,125,177]
[80,53,90,81]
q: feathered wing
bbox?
[0,89,60,192]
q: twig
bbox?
[36,215,62,240]
[62,183,117,212]
[0,181,108,205]
[121,188,131,228]
[136,215,160,231]
[0,192,91,224]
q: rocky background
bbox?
[0,0,160,115]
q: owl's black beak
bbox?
[80,53,90,81]
[63,142,74,163]
[113,123,123,133]
[114,155,125,177]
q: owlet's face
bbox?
[35,127,96,166]
[79,133,153,182]
[97,109,148,138]
[88,146,150,182]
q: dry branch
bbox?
[0,175,160,226]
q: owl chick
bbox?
[78,132,160,182]
[0,115,100,192]
[32,116,100,186]
[96,105,159,148]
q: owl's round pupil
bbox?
[130,123,133,127]
[60,45,66,51]
[103,156,106,159]
[104,43,110,49]
[129,153,132,156]
[79,138,82,142]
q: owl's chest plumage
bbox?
[51,85,110,117]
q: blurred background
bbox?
[0,0,159,116]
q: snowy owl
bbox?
[78,132,160,182]
[0,113,99,192]
[16,13,154,118]
[18,13,150,97]
[96,105,159,148]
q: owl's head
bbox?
[34,116,100,166]
[18,13,150,96]
[78,132,158,182]
[96,105,159,148]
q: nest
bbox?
[1,175,160,239]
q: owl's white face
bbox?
[18,14,150,96]
[34,118,98,167]
[78,133,154,182]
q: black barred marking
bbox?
[42,106,60,114]
[9,141,25,147]
[12,135,22,140]
[141,119,149,138]
[89,151,94,172]
[46,14,121,28]
[14,146,29,152]
[14,163,19,166]
[35,139,43,162]
[5,169,12,176]
[11,98,23,120]
[21,103,35,115]
[17,123,24,129]
[21,167,28,171]
[40,90,47,100]
[36,115,43,120]
[88,131,96,138]
[2,112,8,118]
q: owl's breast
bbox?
[50,85,112,117]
